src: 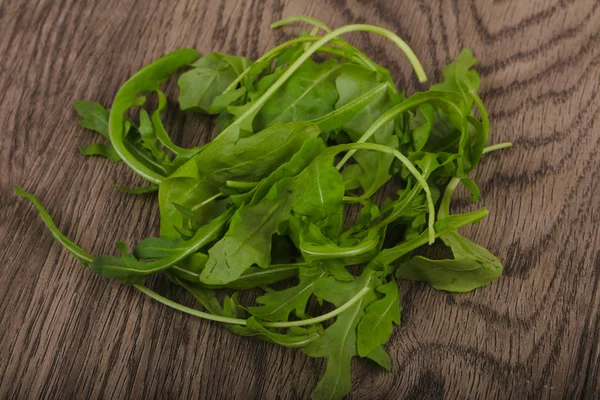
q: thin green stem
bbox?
[438,178,459,221]
[305,26,320,50]
[270,15,332,32]
[343,195,369,205]
[191,192,223,212]
[134,284,247,324]
[483,142,513,154]
[134,284,371,328]
[265,287,371,328]
[300,238,378,258]
[225,180,259,190]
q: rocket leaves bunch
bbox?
[16,15,511,399]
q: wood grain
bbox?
[1,0,599,398]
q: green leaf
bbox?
[151,90,200,159]
[158,121,320,237]
[335,65,393,141]
[225,263,302,290]
[430,48,480,110]
[111,184,158,195]
[395,231,503,292]
[410,104,434,151]
[335,65,399,196]
[170,253,209,282]
[202,146,347,285]
[291,153,345,238]
[365,345,392,372]
[245,317,322,348]
[92,209,233,279]
[230,137,326,207]
[74,100,110,139]
[254,58,342,131]
[178,53,251,113]
[74,100,122,162]
[79,143,121,162]
[376,208,489,267]
[200,178,297,285]
[106,48,200,184]
[133,235,189,259]
[341,134,398,198]
[299,223,379,265]
[138,109,169,162]
[357,280,401,357]
[248,268,326,321]
[171,275,224,315]
[303,271,377,400]
[14,186,94,265]
[209,87,247,114]
[312,82,388,133]
[460,176,481,202]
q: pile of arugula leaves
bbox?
[16,15,511,399]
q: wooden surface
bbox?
[1,0,599,398]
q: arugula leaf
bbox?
[430,49,480,109]
[74,101,122,162]
[202,147,346,285]
[395,231,503,292]
[230,137,326,207]
[365,345,392,372]
[178,53,251,113]
[74,100,111,139]
[138,109,169,162]
[200,178,296,285]
[79,143,121,162]
[410,104,435,151]
[171,275,224,315]
[356,279,401,357]
[303,271,377,400]
[248,268,326,321]
[253,58,341,131]
[158,121,320,237]
[299,223,380,265]
[225,263,303,290]
[92,209,233,279]
[335,65,393,142]
[291,151,345,239]
[14,186,94,265]
[245,317,322,348]
[111,183,158,195]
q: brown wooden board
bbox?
[1,0,599,398]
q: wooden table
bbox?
[1,0,598,398]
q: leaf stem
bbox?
[225,180,259,190]
[191,192,223,212]
[133,284,372,328]
[301,238,379,258]
[483,142,513,154]
[437,178,460,220]
[270,15,332,32]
